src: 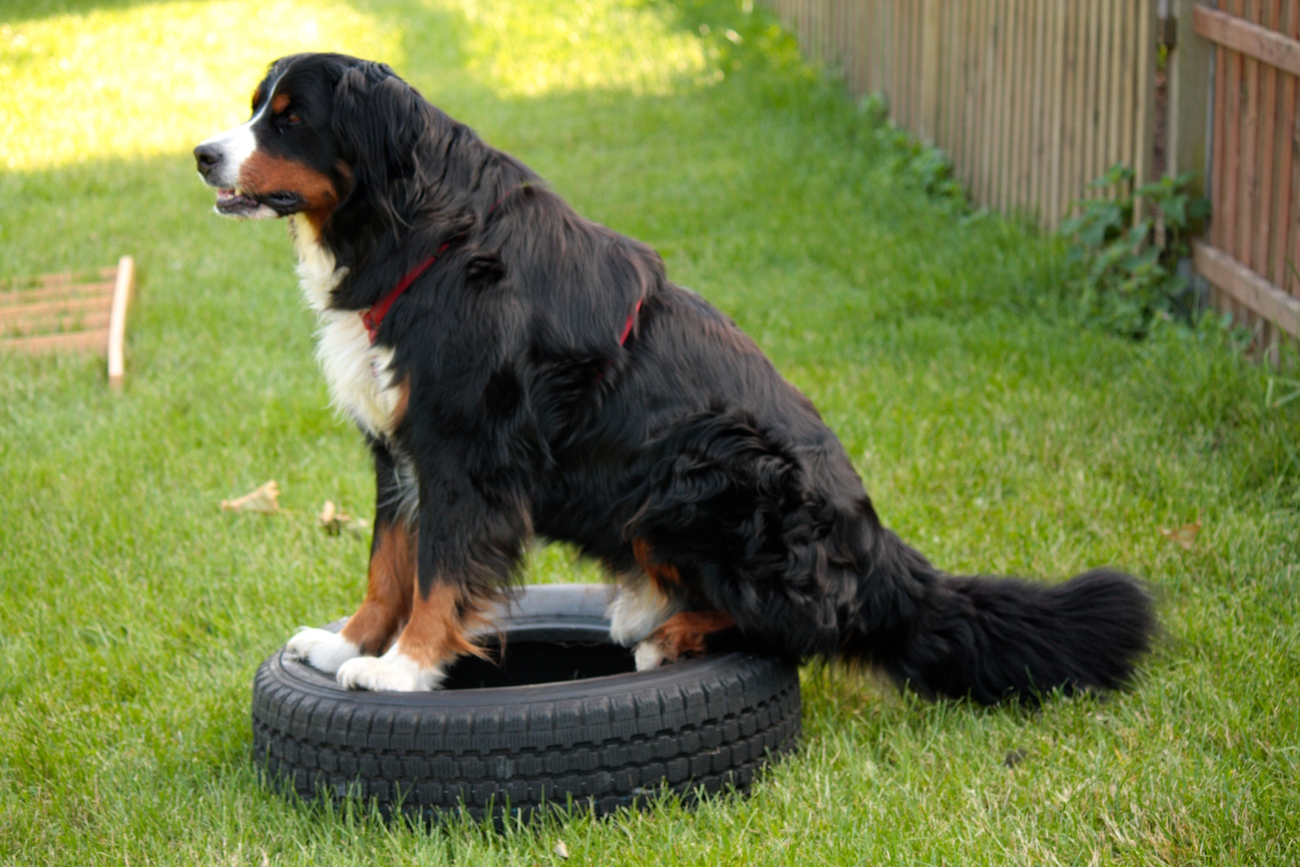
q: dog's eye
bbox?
[278,112,302,128]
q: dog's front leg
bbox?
[334,443,527,691]
[286,443,414,674]
[335,580,485,691]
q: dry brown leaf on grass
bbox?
[220,480,281,514]
[1159,519,1202,551]
[319,500,368,537]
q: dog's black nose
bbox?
[194,143,222,177]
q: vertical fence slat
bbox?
[1119,1,1136,180]
[1082,0,1100,195]
[1221,0,1244,258]
[997,0,1014,212]
[892,0,906,126]
[911,0,925,132]
[996,0,1013,212]
[946,0,967,153]
[1031,0,1050,220]
[1100,0,1117,184]
[968,0,987,199]
[1082,0,1098,192]
[1134,0,1156,196]
[1239,0,1263,267]
[1025,0,1041,213]
[1255,0,1283,275]
[877,0,889,99]
[1015,0,1035,213]
[980,0,998,208]
[920,0,939,143]
[1014,0,1029,211]
[1003,0,1020,213]
[1211,6,1229,249]
[1049,0,1069,227]
[894,0,905,124]
[1273,1,1300,292]
[1064,0,1085,216]
[1292,1,1300,299]
[1106,0,1124,179]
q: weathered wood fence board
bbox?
[1195,0,1300,344]
[767,0,1159,230]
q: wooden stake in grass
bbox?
[0,255,136,389]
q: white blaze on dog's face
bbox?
[193,57,350,228]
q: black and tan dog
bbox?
[195,53,1153,700]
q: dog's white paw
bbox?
[336,649,446,692]
[285,626,361,675]
[633,638,667,672]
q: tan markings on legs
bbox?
[340,521,415,655]
[648,611,736,661]
[391,583,493,669]
[632,537,681,592]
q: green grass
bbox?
[2,0,1299,863]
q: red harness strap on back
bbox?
[619,299,643,346]
[594,298,642,384]
[360,243,451,343]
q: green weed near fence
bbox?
[2,0,1299,864]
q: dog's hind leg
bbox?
[633,610,738,670]
[607,538,686,653]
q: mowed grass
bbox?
[2,0,1299,863]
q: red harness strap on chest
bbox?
[360,244,451,343]
[361,245,643,358]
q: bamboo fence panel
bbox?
[767,0,1160,229]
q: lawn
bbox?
[2,0,1299,864]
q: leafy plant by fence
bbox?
[1062,164,1210,337]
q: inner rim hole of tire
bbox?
[441,639,636,689]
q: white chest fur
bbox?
[290,217,402,440]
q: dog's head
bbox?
[194,53,428,231]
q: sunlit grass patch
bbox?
[452,0,714,97]
[0,0,401,170]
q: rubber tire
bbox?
[251,584,802,823]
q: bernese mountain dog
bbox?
[195,53,1154,702]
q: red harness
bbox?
[360,244,449,343]
[360,249,642,354]
[360,186,640,355]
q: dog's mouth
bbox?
[215,187,260,216]
[214,186,304,218]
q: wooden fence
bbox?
[1191,1,1300,346]
[766,0,1159,231]
[767,0,1300,346]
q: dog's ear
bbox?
[331,61,428,230]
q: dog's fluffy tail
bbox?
[846,535,1155,705]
